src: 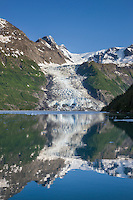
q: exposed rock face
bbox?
[124,44,133,57]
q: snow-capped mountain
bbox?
[60,44,133,66]
[86,45,133,66]
[0,17,133,111]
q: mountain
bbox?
[0,18,47,110]
[61,44,133,66]
[38,47,133,110]
[60,44,133,104]
[0,18,67,64]
[0,18,68,110]
[86,45,133,67]
[102,84,133,112]
[0,18,133,110]
[59,43,133,105]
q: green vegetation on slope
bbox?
[76,119,133,161]
[77,61,129,103]
[102,84,133,112]
[0,53,46,110]
[0,114,46,165]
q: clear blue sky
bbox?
[0,0,133,53]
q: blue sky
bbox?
[0,0,133,53]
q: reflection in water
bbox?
[38,113,105,159]
[0,112,132,199]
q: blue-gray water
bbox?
[10,170,133,200]
[0,111,132,200]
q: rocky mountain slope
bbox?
[0,18,133,110]
[0,18,67,65]
[77,61,133,104]
[102,84,133,112]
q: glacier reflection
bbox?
[38,113,105,160]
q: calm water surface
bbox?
[0,111,132,200]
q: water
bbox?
[0,111,132,200]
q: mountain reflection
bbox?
[0,113,133,200]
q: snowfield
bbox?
[59,44,93,65]
[39,63,105,111]
[0,35,11,43]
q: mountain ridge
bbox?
[0,18,67,65]
[0,18,133,110]
[1,18,133,67]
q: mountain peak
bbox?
[60,44,68,50]
[124,44,133,57]
[42,35,56,46]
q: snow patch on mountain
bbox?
[59,44,93,65]
[45,41,52,49]
[0,35,11,43]
[0,178,9,188]
[0,18,7,29]
[122,55,133,66]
